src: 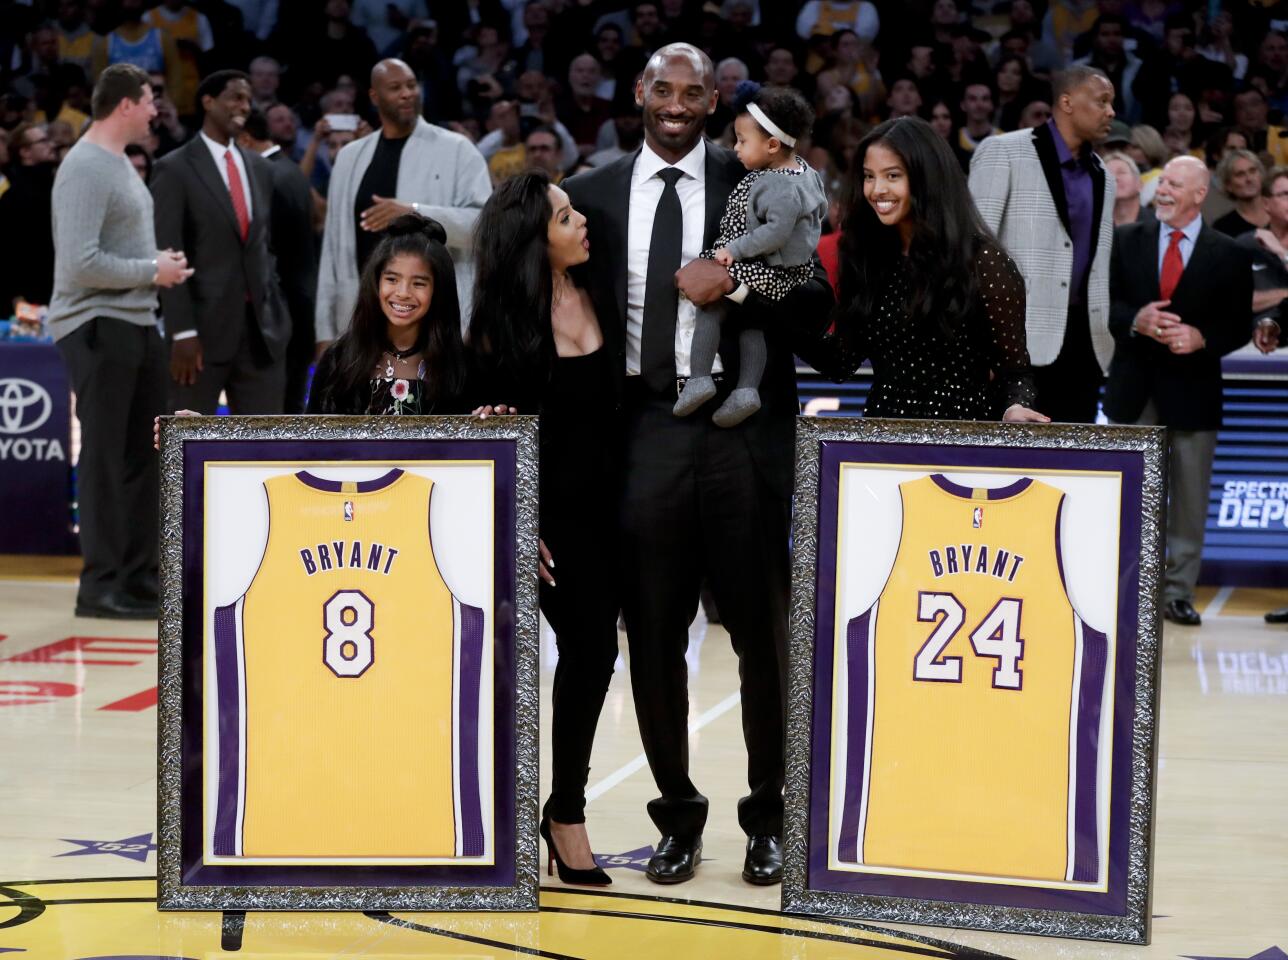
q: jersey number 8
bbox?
[324,590,375,678]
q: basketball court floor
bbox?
[0,557,1284,959]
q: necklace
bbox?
[381,349,424,379]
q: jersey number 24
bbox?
[912,591,1024,690]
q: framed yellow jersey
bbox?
[208,469,486,863]
[833,475,1108,884]
[156,416,540,913]
[782,418,1166,945]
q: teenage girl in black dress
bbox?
[469,170,619,886]
[799,117,1048,423]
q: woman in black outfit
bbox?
[798,116,1048,422]
[469,170,618,886]
[308,215,471,415]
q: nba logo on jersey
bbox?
[972,506,983,528]
[344,500,354,521]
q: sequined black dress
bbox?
[305,344,472,415]
[800,241,1036,419]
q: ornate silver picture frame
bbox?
[781,417,1166,943]
[156,415,540,912]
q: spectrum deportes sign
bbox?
[1216,479,1288,529]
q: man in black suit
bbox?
[1105,156,1253,626]
[562,43,834,887]
[238,107,318,413]
[152,70,287,413]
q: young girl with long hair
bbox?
[308,215,470,415]
[799,116,1047,422]
[469,170,618,887]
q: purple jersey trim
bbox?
[457,602,486,858]
[1072,621,1108,883]
[1055,495,1069,595]
[212,601,241,857]
[929,473,1034,501]
[295,467,404,493]
[837,607,873,863]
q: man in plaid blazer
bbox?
[969,65,1117,423]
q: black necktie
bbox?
[641,167,684,392]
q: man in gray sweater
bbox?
[49,63,193,620]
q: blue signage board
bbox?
[0,342,77,553]
[796,357,1288,587]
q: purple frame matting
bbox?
[179,438,518,890]
[805,440,1144,916]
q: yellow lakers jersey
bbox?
[208,468,486,861]
[834,474,1107,883]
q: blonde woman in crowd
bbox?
[1127,123,1168,205]
[1103,150,1151,225]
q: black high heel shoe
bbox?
[540,816,611,886]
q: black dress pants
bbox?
[1032,303,1104,424]
[56,318,166,604]
[170,306,286,414]
[539,502,621,825]
[619,380,790,841]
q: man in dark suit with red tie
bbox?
[152,70,287,413]
[563,43,833,886]
[1105,156,1254,626]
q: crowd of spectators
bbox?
[3,0,1288,314]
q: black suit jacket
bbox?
[1103,218,1253,430]
[152,136,287,364]
[1032,121,1106,303]
[562,141,835,499]
[264,149,318,342]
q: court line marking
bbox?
[538,887,1013,960]
[0,875,1010,959]
[584,690,741,804]
[536,905,962,957]
[1205,585,1235,618]
[368,912,586,960]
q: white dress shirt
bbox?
[626,140,721,377]
[199,130,254,222]
[1156,212,1201,275]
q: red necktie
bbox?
[1159,229,1184,301]
[224,149,249,243]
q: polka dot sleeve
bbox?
[976,241,1037,411]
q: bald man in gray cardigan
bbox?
[315,60,491,350]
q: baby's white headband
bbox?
[747,102,795,148]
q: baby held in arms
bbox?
[675,82,826,426]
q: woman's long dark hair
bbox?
[837,116,995,336]
[330,214,466,409]
[468,169,557,402]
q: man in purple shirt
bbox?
[970,66,1118,423]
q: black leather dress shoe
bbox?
[75,592,157,620]
[1163,598,1201,626]
[742,835,782,885]
[646,835,701,884]
[129,577,159,605]
[1266,606,1288,624]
